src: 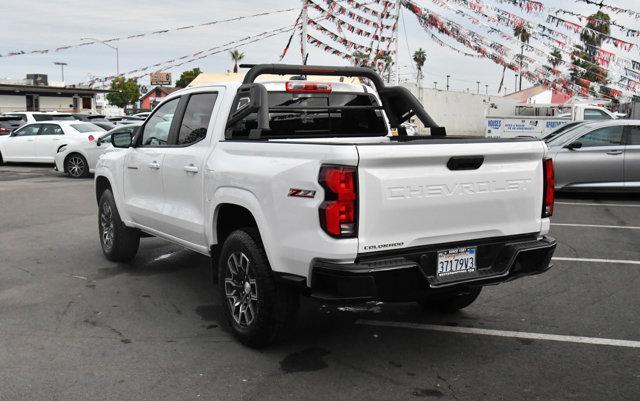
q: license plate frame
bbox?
[436,247,477,278]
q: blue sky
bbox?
[1,0,638,94]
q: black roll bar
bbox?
[241,63,386,90]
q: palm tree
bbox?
[229,49,244,73]
[513,24,530,91]
[547,48,563,77]
[413,48,426,86]
[374,52,394,82]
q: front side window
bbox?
[177,93,217,145]
[139,98,179,146]
[579,126,624,147]
[39,124,64,135]
[583,109,611,120]
[13,124,40,136]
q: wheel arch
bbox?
[208,187,279,272]
[95,175,112,204]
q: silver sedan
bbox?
[545,120,640,191]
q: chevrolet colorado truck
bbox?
[95,64,557,347]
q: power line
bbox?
[0,8,298,58]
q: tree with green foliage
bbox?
[413,48,427,84]
[175,68,202,88]
[106,76,140,108]
[570,11,611,96]
[351,50,370,67]
[513,24,530,91]
[229,49,244,73]
[547,48,563,71]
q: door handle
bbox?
[183,164,199,174]
[606,150,623,155]
[148,161,160,170]
[52,138,60,141]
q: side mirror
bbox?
[111,131,133,148]
[565,141,582,150]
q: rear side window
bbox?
[629,126,640,145]
[71,123,104,133]
[33,114,76,121]
[177,93,217,145]
[39,124,64,135]
[228,91,387,139]
[583,109,611,120]
[579,126,624,147]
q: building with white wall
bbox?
[0,74,110,114]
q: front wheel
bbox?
[98,189,140,262]
[218,228,299,348]
[65,153,90,178]
[418,287,482,313]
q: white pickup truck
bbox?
[95,64,557,347]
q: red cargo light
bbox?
[542,158,555,218]
[286,81,332,93]
[88,135,95,142]
[319,165,357,238]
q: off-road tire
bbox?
[98,189,139,262]
[418,287,482,313]
[218,228,299,348]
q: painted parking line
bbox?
[356,320,640,349]
[552,257,640,266]
[556,202,640,208]
[552,223,640,230]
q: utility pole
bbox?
[81,37,119,76]
[519,43,524,91]
[476,81,480,94]
[53,62,67,82]
[394,2,401,85]
[301,0,308,64]
[446,75,450,91]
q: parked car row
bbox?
[0,111,152,134]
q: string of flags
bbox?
[0,8,297,58]
[573,0,640,20]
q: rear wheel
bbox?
[418,287,482,313]
[218,228,299,348]
[98,189,139,262]
[65,153,89,178]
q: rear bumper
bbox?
[310,235,556,302]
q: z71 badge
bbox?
[288,188,316,198]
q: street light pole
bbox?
[446,75,450,91]
[53,62,67,82]
[485,84,489,95]
[476,81,480,94]
[433,81,437,89]
[81,37,119,76]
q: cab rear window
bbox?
[228,92,387,138]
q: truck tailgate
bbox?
[356,140,546,253]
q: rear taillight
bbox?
[0,127,11,134]
[319,165,357,238]
[88,135,95,142]
[542,158,555,218]
[286,81,332,93]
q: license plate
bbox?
[437,247,477,277]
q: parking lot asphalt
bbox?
[0,164,639,401]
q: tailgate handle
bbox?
[447,156,484,171]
